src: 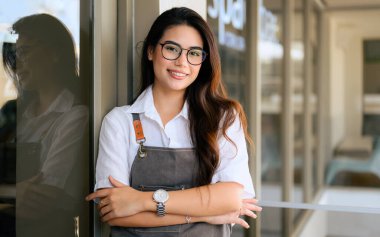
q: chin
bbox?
[168,84,190,92]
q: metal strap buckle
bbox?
[138,141,147,159]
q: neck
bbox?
[33,84,63,116]
[152,85,185,127]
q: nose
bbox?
[175,50,188,66]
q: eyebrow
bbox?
[163,40,203,50]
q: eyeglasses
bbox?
[159,41,207,66]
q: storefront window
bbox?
[292,0,305,224]
[0,1,89,236]
[260,0,283,236]
[207,0,249,108]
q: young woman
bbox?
[86,7,262,236]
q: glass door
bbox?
[0,0,91,236]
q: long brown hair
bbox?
[139,7,251,186]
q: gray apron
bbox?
[111,113,231,237]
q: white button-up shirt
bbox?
[95,86,255,198]
[18,89,88,196]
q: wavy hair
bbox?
[139,7,251,186]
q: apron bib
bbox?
[111,113,231,237]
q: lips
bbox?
[168,69,188,79]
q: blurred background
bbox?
[0,0,379,237]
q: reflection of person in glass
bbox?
[1,14,88,237]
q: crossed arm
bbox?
[86,176,262,229]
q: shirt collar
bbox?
[126,86,155,114]
[126,85,189,120]
[179,100,189,120]
[24,89,75,118]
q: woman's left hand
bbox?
[203,198,262,228]
[86,176,145,221]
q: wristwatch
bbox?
[153,189,169,217]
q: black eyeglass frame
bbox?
[159,41,208,66]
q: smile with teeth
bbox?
[169,70,187,77]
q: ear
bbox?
[147,45,154,61]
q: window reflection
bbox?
[0,13,88,237]
[260,1,284,236]
[261,0,283,191]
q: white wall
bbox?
[327,211,380,237]
[298,211,327,237]
[299,188,380,237]
[159,0,206,18]
[299,204,380,237]
[329,24,346,148]
[326,10,380,149]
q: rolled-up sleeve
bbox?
[211,116,255,199]
[95,111,129,190]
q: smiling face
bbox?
[148,24,204,95]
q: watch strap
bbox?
[156,202,166,217]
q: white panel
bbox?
[299,211,327,237]
[328,211,380,237]
[93,2,118,236]
[159,0,207,19]
[93,0,117,134]
[328,10,380,142]
[323,188,380,236]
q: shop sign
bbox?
[260,5,279,43]
[208,0,246,51]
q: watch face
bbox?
[153,189,169,203]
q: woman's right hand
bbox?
[203,198,262,229]
[86,176,150,222]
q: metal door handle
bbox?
[74,216,80,237]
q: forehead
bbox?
[160,24,203,47]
